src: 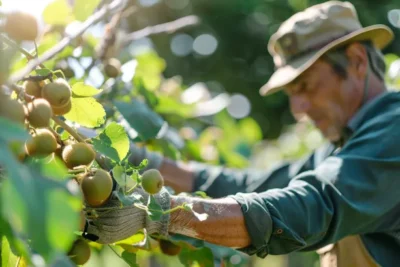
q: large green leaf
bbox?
[0,143,82,263]
[73,0,101,21]
[64,97,106,128]
[114,100,166,141]
[1,236,18,267]
[42,0,73,26]
[0,118,30,142]
[92,122,129,162]
[72,82,103,97]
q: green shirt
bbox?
[191,91,400,266]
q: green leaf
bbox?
[147,195,163,221]
[116,191,142,206]
[135,78,159,107]
[1,236,18,267]
[112,165,136,189]
[92,122,129,162]
[178,246,214,267]
[134,51,166,91]
[73,0,101,21]
[42,0,73,25]
[114,100,166,141]
[64,97,106,128]
[72,82,103,97]
[238,117,262,145]
[0,117,30,142]
[30,156,69,181]
[121,251,138,267]
[109,246,139,267]
[154,96,194,117]
[127,159,148,171]
[0,142,82,263]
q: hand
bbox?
[82,186,171,244]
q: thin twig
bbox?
[122,15,201,44]
[21,73,52,82]
[97,5,130,61]
[9,0,125,84]
[0,35,46,69]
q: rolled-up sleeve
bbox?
[230,116,400,257]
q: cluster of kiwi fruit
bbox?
[1,9,177,265]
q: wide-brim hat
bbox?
[260,1,394,96]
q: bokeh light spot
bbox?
[193,34,218,56]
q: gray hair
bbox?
[322,40,386,81]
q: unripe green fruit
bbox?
[159,239,181,256]
[81,169,113,207]
[0,98,26,125]
[141,169,164,195]
[41,78,72,107]
[62,143,96,169]
[52,99,72,115]
[4,11,38,41]
[23,80,43,99]
[25,129,57,158]
[68,239,91,265]
[27,99,53,128]
[104,58,121,78]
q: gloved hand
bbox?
[82,186,171,244]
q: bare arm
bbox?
[168,195,252,248]
[158,158,195,194]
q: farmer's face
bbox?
[284,55,365,142]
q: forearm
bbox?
[159,158,195,193]
[168,195,252,248]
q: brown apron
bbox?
[316,235,381,267]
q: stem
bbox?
[68,168,87,175]
[21,73,52,82]
[0,35,46,69]
[8,0,125,84]
[161,204,186,215]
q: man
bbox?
[83,1,400,266]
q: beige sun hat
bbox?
[260,1,394,96]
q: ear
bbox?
[345,42,368,80]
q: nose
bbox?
[289,95,311,115]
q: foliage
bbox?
[0,1,399,267]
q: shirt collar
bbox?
[347,92,389,132]
[332,92,389,148]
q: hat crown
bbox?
[269,1,362,67]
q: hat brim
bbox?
[259,25,394,96]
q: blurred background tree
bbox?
[123,0,400,139]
